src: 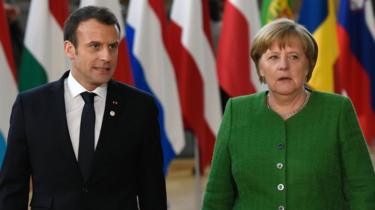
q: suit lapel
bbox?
[49,71,81,174]
[94,81,123,158]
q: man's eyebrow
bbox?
[85,41,101,45]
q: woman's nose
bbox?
[277,56,289,70]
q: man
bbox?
[0,6,167,210]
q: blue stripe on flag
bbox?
[0,131,6,168]
[299,0,328,32]
[338,0,375,109]
[126,25,176,175]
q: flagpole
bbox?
[194,137,202,210]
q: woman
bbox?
[202,18,375,210]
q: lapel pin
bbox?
[110,110,116,117]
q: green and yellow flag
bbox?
[261,0,293,26]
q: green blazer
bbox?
[202,91,375,210]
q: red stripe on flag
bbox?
[335,25,375,144]
[113,39,133,85]
[217,2,256,97]
[49,0,68,29]
[0,1,16,80]
[167,22,215,171]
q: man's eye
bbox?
[90,43,100,49]
[109,43,118,49]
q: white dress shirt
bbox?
[64,72,107,160]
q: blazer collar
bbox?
[53,73,132,182]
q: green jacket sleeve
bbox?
[339,97,375,209]
[202,99,236,210]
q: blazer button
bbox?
[276,163,284,170]
[277,143,285,150]
[277,184,285,191]
[278,205,285,210]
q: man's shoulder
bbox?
[19,80,61,99]
[109,80,154,101]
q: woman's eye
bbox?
[289,54,299,60]
[269,55,278,60]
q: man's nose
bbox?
[99,48,112,61]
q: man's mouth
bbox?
[93,67,110,71]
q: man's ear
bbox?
[64,41,76,59]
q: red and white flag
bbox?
[168,0,222,171]
[217,0,263,97]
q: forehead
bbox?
[76,18,119,42]
[267,35,304,51]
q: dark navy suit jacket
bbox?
[0,71,167,210]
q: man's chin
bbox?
[92,77,112,87]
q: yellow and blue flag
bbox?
[298,0,338,93]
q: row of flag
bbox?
[1,0,375,173]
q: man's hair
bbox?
[63,6,120,47]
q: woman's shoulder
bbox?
[231,91,266,104]
[311,90,351,104]
[224,92,267,114]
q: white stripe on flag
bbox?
[365,0,375,40]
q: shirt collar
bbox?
[67,71,107,99]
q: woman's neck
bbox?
[267,88,309,120]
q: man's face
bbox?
[65,18,119,90]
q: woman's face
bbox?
[258,36,309,96]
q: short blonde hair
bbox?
[250,18,318,83]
